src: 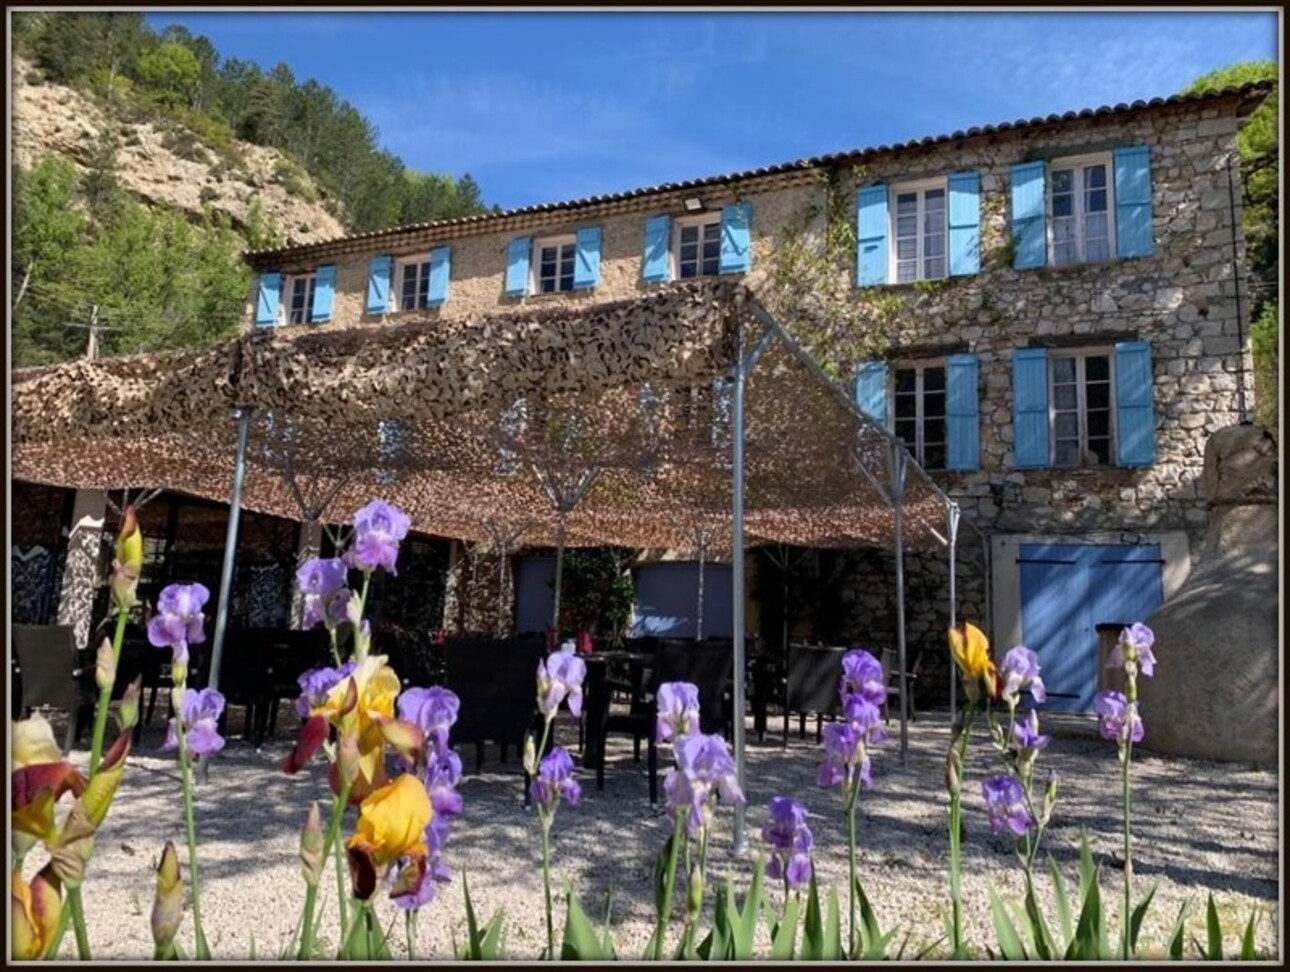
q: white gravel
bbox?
[26,706,1280,960]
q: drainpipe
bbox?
[1225,153,1249,424]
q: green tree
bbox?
[136,41,201,109]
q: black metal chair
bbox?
[781,644,847,746]
[12,624,95,752]
[253,629,333,743]
[444,637,545,775]
[879,646,922,724]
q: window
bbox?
[533,235,577,294]
[283,273,317,325]
[1050,351,1114,467]
[674,213,721,279]
[890,181,947,283]
[891,362,947,469]
[397,258,432,311]
[1049,154,1115,265]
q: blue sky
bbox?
[145,10,1278,210]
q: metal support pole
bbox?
[889,443,909,765]
[731,318,748,855]
[201,406,252,780]
[946,503,961,724]
[550,509,568,635]
[695,531,706,642]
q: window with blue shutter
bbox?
[1113,146,1154,259]
[947,172,981,276]
[255,271,282,327]
[310,265,335,323]
[427,247,451,307]
[946,354,980,470]
[1114,341,1156,466]
[573,226,602,290]
[1010,162,1047,270]
[505,237,531,297]
[1013,348,1050,468]
[366,255,392,314]
[642,215,672,283]
[855,360,888,426]
[855,185,889,287]
[719,202,752,274]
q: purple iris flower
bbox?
[163,687,225,757]
[1012,709,1051,755]
[398,686,461,757]
[664,732,745,838]
[840,649,887,708]
[656,681,701,743]
[531,746,581,811]
[1095,690,1144,745]
[147,583,210,665]
[297,557,351,631]
[1108,623,1157,678]
[347,500,412,575]
[817,721,879,791]
[537,650,586,719]
[999,646,1047,704]
[762,796,814,890]
[393,745,465,913]
[982,775,1034,837]
[295,662,356,719]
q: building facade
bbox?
[239,84,1267,710]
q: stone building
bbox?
[15,82,1269,714]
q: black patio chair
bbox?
[444,637,545,775]
[12,624,95,752]
[253,629,333,743]
[213,628,279,744]
[879,646,922,724]
[781,644,846,746]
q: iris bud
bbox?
[117,675,142,731]
[111,506,143,612]
[151,841,184,954]
[95,638,116,694]
[523,735,538,776]
[299,802,324,887]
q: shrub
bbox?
[1250,300,1277,432]
[160,128,210,165]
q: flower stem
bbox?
[176,717,211,960]
[68,887,92,959]
[540,815,555,960]
[43,897,73,958]
[846,781,859,959]
[948,702,978,959]
[1122,736,1133,959]
[301,777,354,959]
[406,908,417,960]
[88,610,130,775]
[652,814,685,961]
[329,627,341,667]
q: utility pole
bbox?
[62,304,119,360]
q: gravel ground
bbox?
[26,705,1280,961]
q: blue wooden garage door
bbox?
[515,556,555,635]
[1018,544,1164,713]
[631,562,733,639]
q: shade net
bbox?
[12,281,951,555]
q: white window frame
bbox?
[887,177,948,284]
[672,211,723,280]
[531,234,578,295]
[1047,346,1116,468]
[281,272,317,325]
[888,359,948,470]
[394,256,433,312]
[1046,151,1117,266]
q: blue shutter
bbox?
[573,226,602,290]
[255,272,282,327]
[946,354,980,471]
[1114,146,1154,258]
[427,246,451,307]
[1114,341,1156,467]
[855,185,888,287]
[310,265,335,323]
[366,255,392,314]
[1013,348,1050,469]
[719,202,752,274]
[505,237,531,297]
[1010,161,1047,269]
[642,215,671,283]
[947,171,981,276]
[854,360,888,426]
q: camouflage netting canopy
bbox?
[12,280,954,555]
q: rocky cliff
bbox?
[13,55,346,246]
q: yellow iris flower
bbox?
[947,622,1000,704]
[347,774,433,870]
[11,866,61,960]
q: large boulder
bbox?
[1137,424,1278,767]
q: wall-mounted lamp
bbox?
[683,197,705,213]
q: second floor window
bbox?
[892,183,947,283]
[1050,155,1115,265]
[892,363,947,469]
[534,235,576,293]
[399,259,432,310]
[675,214,721,279]
[1050,351,1114,467]
[285,274,317,325]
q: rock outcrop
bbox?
[12,56,346,246]
[1137,423,1278,767]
